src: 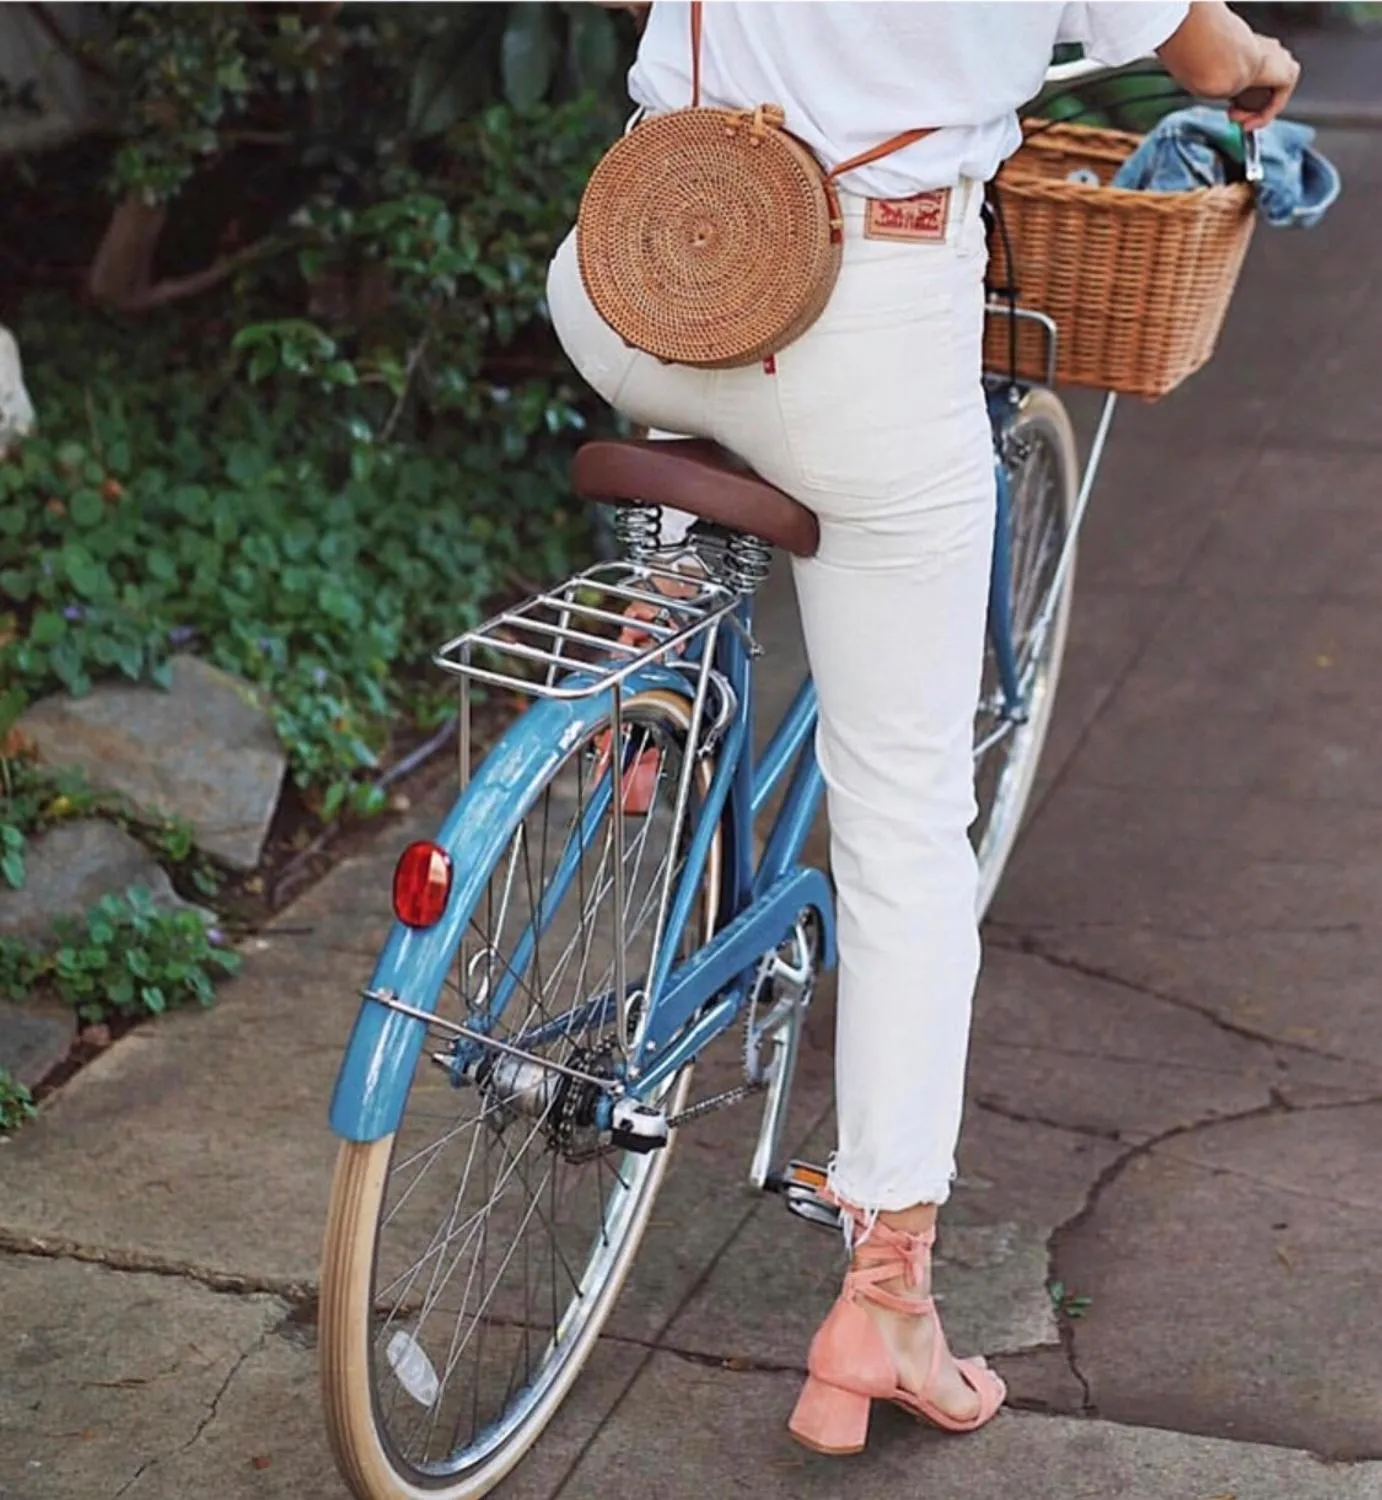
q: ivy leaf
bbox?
[1,849,24,889]
[408,30,495,137]
[61,543,109,601]
[0,569,31,602]
[29,610,67,647]
[320,781,347,822]
[568,7,619,92]
[69,489,105,528]
[501,5,560,112]
[0,693,22,744]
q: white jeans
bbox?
[548,184,994,1210]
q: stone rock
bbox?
[0,1001,72,1090]
[19,655,286,871]
[0,326,35,457]
[0,820,212,943]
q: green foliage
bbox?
[102,1,263,203]
[1049,1280,1094,1320]
[1,304,594,813]
[0,1068,36,1132]
[232,93,610,450]
[2,3,636,818]
[0,887,241,1025]
[0,751,206,892]
[96,3,632,204]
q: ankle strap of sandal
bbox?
[834,1208,937,1314]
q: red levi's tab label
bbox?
[863,188,951,244]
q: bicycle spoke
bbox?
[344,697,716,1487]
[972,392,1077,915]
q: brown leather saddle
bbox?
[571,440,820,559]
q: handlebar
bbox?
[1044,57,1275,117]
[1041,58,1270,183]
[1231,86,1275,113]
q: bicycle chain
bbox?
[665,964,772,1129]
[666,1076,764,1130]
[555,955,782,1151]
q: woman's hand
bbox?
[1228,37,1301,130]
[1157,2,1300,128]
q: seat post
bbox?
[611,503,663,562]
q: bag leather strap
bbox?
[689,0,935,183]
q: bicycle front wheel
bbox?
[972,387,1078,915]
[320,689,721,1500]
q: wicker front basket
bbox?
[983,122,1256,400]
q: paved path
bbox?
[1269,21,1382,127]
[4,128,1382,1499]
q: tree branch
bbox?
[110,236,282,313]
[26,3,115,83]
[378,332,430,443]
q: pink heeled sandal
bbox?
[788,1212,1006,1456]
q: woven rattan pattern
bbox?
[984,122,1255,400]
[577,106,843,370]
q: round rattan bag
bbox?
[576,104,842,370]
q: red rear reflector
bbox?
[393,842,453,928]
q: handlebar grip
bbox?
[1232,86,1275,113]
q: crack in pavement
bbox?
[1047,1089,1382,1426]
[107,1331,270,1499]
[986,931,1370,1069]
[0,1229,315,1305]
[976,1033,1293,1083]
[972,1096,1127,1145]
[547,1095,838,1499]
[111,1458,154,1500]
[183,1331,269,1453]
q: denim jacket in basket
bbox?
[1111,106,1341,230]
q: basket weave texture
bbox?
[577,107,841,370]
[984,122,1256,400]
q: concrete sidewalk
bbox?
[4,128,1382,1500]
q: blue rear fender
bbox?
[329,666,692,1143]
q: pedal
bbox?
[771,1160,842,1234]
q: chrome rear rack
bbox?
[433,555,743,704]
[435,547,750,1071]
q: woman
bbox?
[548,0,1300,1456]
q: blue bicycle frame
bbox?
[329,396,1045,1146]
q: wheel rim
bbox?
[363,699,717,1484]
[972,400,1074,911]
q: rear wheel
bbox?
[320,690,720,1500]
[972,387,1078,915]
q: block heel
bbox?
[785,1203,1005,1454]
[788,1375,871,1456]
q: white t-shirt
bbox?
[629,1,1189,198]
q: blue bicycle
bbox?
[316,334,1105,1493]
